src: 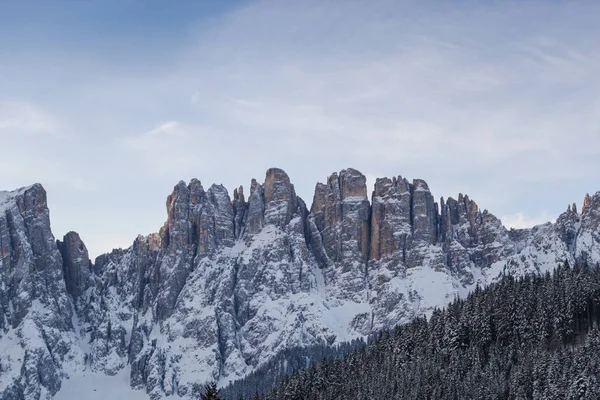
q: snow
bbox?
[343,196,368,203]
[325,301,371,339]
[55,368,162,400]
[235,224,280,263]
[0,185,34,212]
[576,231,600,264]
[5,179,600,399]
[0,332,23,389]
[405,266,458,313]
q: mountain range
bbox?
[0,167,598,400]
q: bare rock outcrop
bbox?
[3,170,600,400]
[308,169,370,300]
[57,231,92,300]
[0,184,75,399]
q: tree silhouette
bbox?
[201,382,220,400]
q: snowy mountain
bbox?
[1,168,599,399]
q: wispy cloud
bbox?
[101,1,600,256]
[501,211,554,230]
[120,121,199,174]
[3,0,600,257]
[0,101,61,136]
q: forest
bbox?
[224,261,600,399]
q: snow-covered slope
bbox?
[1,168,599,400]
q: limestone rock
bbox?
[263,168,297,229]
[233,186,247,239]
[0,184,74,399]
[309,169,370,300]
[3,172,600,400]
[244,179,265,236]
[576,192,600,264]
[57,231,93,300]
[369,176,411,262]
[556,204,581,253]
[410,179,438,245]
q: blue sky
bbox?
[1,0,599,257]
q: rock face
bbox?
[370,176,412,262]
[575,192,600,264]
[0,185,78,400]
[2,169,600,400]
[308,169,370,302]
[57,231,92,300]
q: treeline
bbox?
[221,339,366,400]
[252,261,600,399]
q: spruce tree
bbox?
[201,382,220,400]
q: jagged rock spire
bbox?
[263,168,298,229]
[4,171,600,400]
[310,168,370,265]
[57,231,92,300]
[233,185,247,238]
[583,193,592,213]
[370,176,411,261]
[245,178,265,235]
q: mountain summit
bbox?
[1,168,599,399]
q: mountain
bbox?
[0,168,599,399]
[0,185,80,399]
[258,262,600,400]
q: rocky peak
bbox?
[0,184,73,399]
[310,169,370,264]
[576,191,600,264]
[200,184,235,252]
[189,178,206,208]
[233,186,245,203]
[339,168,368,200]
[165,180,193,249]
[310,183,328,214]
[155,180,237,320]
[410,179,438,245]
[569,202,578,214]
[241,168,304,237]
[233,185,247,239]
[0,184,70,325]
[441,193,479,244]
[263,168,297,229]
[439,191,512,270]
[370,176,411,261]
[5,172,600,400]
[307,169,370,298]
[57,231,92,300]
[245,178,265,236]
[583,193,592,213]
[581,192,600,217]
[556,207,580,254]
[580,193,600,229]
[249,178,259,197]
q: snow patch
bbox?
[55,367,164,400]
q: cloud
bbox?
[0,101,61,135]
[173,1,600,181]
[112,0,600,223]
[0,100,93,192]
[4,0,600,257]
[501,211,554,230]
[120,121,198,173]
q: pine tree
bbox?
[201,382,221,400]
[222,262,600,400]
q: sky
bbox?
[1,0,599,258]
